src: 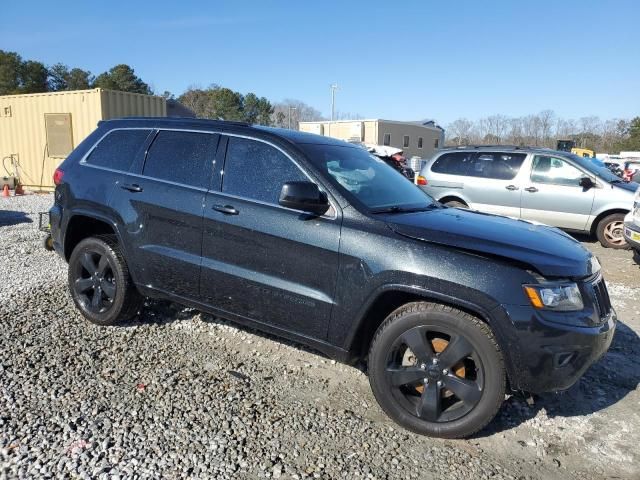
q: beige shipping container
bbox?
[0,88,166,190]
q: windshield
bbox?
[300,143,435,211]
[561,152,622,182]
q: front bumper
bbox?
[494,303,616,393]
[623,214,640,251]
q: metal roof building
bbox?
[0,88,166,190]
[298,119,445,159]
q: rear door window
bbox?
[143,130,218,189]
[430,152,474,176]
[530,155,585,186]
[222,136,307,204]
[468,152,526,180]
[85,129,152,171]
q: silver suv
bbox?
[419,146,638,248]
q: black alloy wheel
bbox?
[386,325,483,423]
[71,250,117,314]
[68,235,142,325]
[368,302,505,438]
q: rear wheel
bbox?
[68,235,142,325]
[368,302,505,438]
[596,213,628,249]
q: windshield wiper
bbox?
[371,204,438,214]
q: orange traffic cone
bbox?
[14,182,24,196]
[2,185,9,197]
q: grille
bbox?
[591,276,612,319]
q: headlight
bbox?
[523,283,584,311]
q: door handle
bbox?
[524,187,538,193]
[212,204,239,215]
[505,185,519,191]
[120,183,143,193]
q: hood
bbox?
[614,180,639,193]
[385,207,597,278]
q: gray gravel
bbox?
[1,193,639,479]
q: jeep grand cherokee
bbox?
[48,118,616,438]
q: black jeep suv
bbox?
[49,117,616,438]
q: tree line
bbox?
[0,49,326,127]
[0,50,152,95]
[446,111,640,153]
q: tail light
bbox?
[53,168,64,186]
[416,176,428,186]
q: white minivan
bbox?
[419,146,638,248]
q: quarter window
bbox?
[383,133,391,146]
[530,155,585,186]
[431,152,475,176]
[86,129,151,171]
[222,137,307,204]
[143,130,218,189]
[403,135,410,148]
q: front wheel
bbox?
[368,302,505,438]
[596,213,628,249]
[68,235,143,325]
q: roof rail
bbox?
[448,144,555,150]
[105,116,251,127]
[452,144,523,149]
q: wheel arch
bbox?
[589,208,629,236]
[437,195,469,207]
[346,284,498,363]
[63,210,123,261]
[345,284,519,392]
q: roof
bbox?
[101,117,355,147]
[0,88,163,100]
[298,118,443,130]
[439,144,555,153]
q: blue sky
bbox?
[2,0,639,124]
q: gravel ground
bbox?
[1,193,639,480]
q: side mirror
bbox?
[579,176,595,189]
[279,181,329,215]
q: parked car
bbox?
[49,118,615,439]
[623,185,640,254]
[418,146,638,248]
[623,160,640,183]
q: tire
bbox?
[68,235,143,326]
[368,302,505,439]
[443,200,468,209]
[596,213,628,249]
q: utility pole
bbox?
[329,83,338,136]
[330,83,338,122]
[288,106,297,129]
